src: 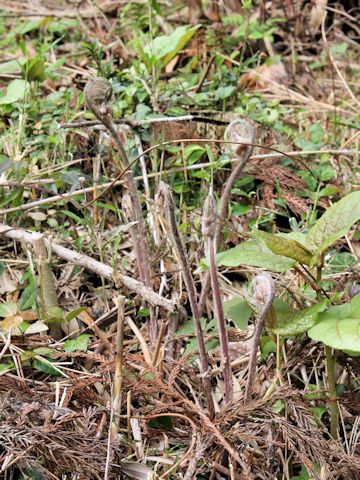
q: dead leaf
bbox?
[239,61,288,91]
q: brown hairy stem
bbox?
[156,181,215,418]
[244,273,275,403]
[203,193,233,404]
[84,78,157,341]
[198,119,256,316]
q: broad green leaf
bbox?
[145,25,200,65]
[253,230,313,265]
[0,79,29,105]
[308,294,360,352]
[223,297,251,330]
[350,293,360,318]
[63,334,90,352]
[308,317,360,352]
[307,191,360,253]
[216,241,296,273]
[0,302,17,317]
[273,300,327,336]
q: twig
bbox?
[0,224,175,312]
[58,114,225,129]
[155,182,215,418]
[245,273,275,403]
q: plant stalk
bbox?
[156,182,215,418]
[203,192,233,403]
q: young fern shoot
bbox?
[156,181,215,418]
[202,192,233,404]
[198,118,256,316]
[245,273,275,403]
[84,78,156,341]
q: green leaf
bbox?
[216,241,296,273]
[32,347,54,356]
[0,79,29,105]
[260,336,276,358]
[175,317,211,338]
[33,358,62,376]
[0,58,26,74]
[291,465,311,480]
[307,191,360,253]
[65,307,86,322]
[184,144,206,165]
[215,85,236,100]
[0,262,5,275]
[223,297,252,330]
[145,25,200,65]
[22,57,47,82]
[46,306,63,321]
[273,300,327,336]
[63,334,90,352]
[139,308,150,318]
[0,362,15,375]
[272,399,285,413]
[0,302,17,317]
[253,230,313,265]
[308,295,360,352]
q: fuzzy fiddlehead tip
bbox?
[84,77,113,118]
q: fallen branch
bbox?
[0,224,175,312]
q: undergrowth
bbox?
[0,1,359,479]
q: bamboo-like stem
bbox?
[156,182,215,418]
[203,192,233,404]
[111,295,125,438]
[32,233,62,340]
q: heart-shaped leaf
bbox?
[307,191,360,253]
